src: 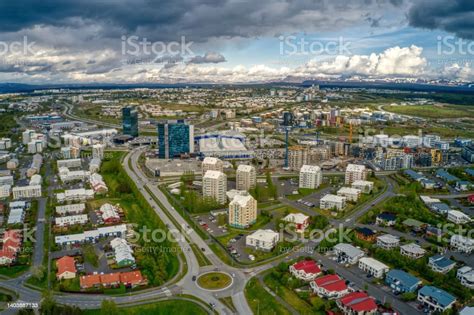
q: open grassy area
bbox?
[83,299,208,315]
[384,104,474,119]
[197,272,232,290]
[245,277,292,315]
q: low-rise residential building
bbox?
[355,227,376,242]
[0,230,22,265]
[428,255,456,274]
[12,185,42,199]
[457,266,474,289]
[228,194,257,228]
[310,274,349,299]
[55,224,127,246]
[334,243,364,264]
[110,238,135,267]
[6,159,18,170]
[0,176,13,186]
[56,203,86,216]
[80,271,146,289]
[320,194,346,211]
[417,285,456,313]
[289,259,321,281]
[7,208,24,225]
[245,229,279,251]
[57,188,94,203]
[100,203,121,224]
[450,234,474,253]
[58,167,90,183]
[0,185,11,198]
[351,180,374,194]
[299,165,322,189]
[89,158,102,173]
[282,213,309,233]
[337,187,361,202]
[358,257,389,278]
[375,212,396,226]
[55,214,88,227]
[337,291,377,315]
[56,256,77,280]
[89,173,108,193]
[400,243,426,259]
[447,210,471,224]
[385,269,421,293]
[57,158,82,169]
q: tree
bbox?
[100,299,119,315]
[40,290,58,315]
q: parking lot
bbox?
[194,213,228,237]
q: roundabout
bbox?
[195,271,234,291]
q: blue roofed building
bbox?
[428,255,456,273]
[376,212,397,226]
[417,285,456,313]
[385,269,421,293]
[404,169,424,181]
[420,178,436,189]
[456,180,472,192]
[465,168,474,177]
[430,202,451,215]
[435,169,460,182]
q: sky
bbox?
[0,0,473,84]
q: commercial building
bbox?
[417,286,456,313]
[320,194,346,211]
[385,269,421,293]
[289,260,321,281]
[202,157,224,175]
[428,255,456,273]
[122,106,138,137]
[236,164,256,191]
[282,213,309,233]
[157,120,194,158]
[351,180,374,193]
[337,187,361,202]
[197,130,252,159]
[299,165,322,189]
[400,243,426,259]
[344,164,368,184]
[245,229,279,251]
[333,243,364,264]
[358,257,389,278]
[202,170,227,204]
[228,194,257,228]
[310,274,349,299]
[450,234,474,253]
[12,185,42,199]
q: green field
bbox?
[384,104,474,119]
[245,277,292,315]
[83,299,208,315]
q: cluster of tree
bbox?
[181,190,223,213]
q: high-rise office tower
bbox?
[157,120,194,159]
[122,106,139,138]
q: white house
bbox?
[334,243,364,264]
[457,266,474,289]
[450,234,474,254]
[358,257,389,278]
[400,243,426,259]
[246,229,279,251]
[55,214,89,227]
[289,260,321,281]
[447,210,471,224]
[351,180,374,194]
[320,194,346,211]
[56,203,86,216]
[282,213,309,233]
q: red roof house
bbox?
[468,195,474,204]
[337,291,377,315]
[56,256,77,280]
[310,274,349,299]
[290,260,322,281]
[120,271,147,287]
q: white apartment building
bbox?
[7,208,24,224]
[0,138,11,150]
[202,170,227,204]
[28,140,44,154]
[0,185,11,198]
[246,229,279,251]
[22,129,34,144]
[450,234,474,254]
[201,157,224,176]
[12,185,42,199]
[400,243,426,259]
[376,234,400,250]
[457,266,474,289]
[447,210,471,224]
[89,158,101,173]
[320,194,346,211]
[56,203,86,216]
[57,188,94,203]
[57,158,82,169]
[337,187,361,202]
[334,243,365,264]
[236,164,256,191]
[345,164,368,184]
[228,194,257,228]
[358,257,390,278]
[29,174,42,186]
[89,173,108,193]
[55,214,89,227]
[59,167,90,183]
[92,143,104,159]
[55,224,127,245]
[0,176,13,186]
[351,180,374,193]
[299,165,322,189]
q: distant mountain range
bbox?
[0,80,473,94]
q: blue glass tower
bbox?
[122,106,138,137]
[157,120,194,159]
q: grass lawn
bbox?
[245,277,292,315]
[83,299,208,315]
[190,244,212,267]
[384,104,474,119]
[83,244,99,267]
[197,272,232,290]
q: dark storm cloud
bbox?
[408,0,474,39]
